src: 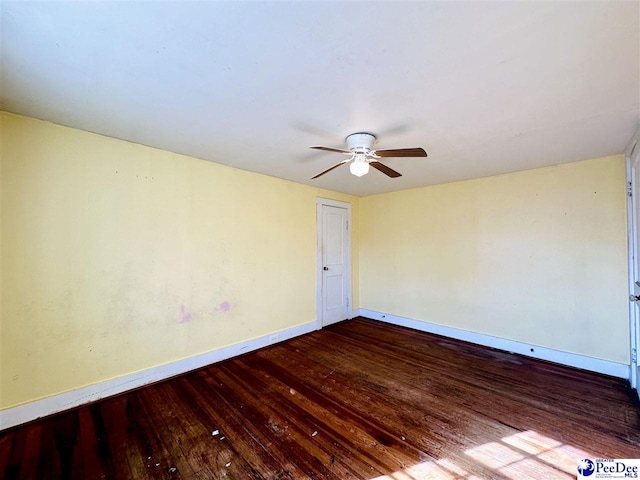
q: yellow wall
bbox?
[360,155,629,363]
[0,111,630,411]
[0,112,359,408]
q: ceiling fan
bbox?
[310,132,427,179]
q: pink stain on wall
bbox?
[179,304,192,323]
[214,301,231,313]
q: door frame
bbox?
[625,127,640,392]
[316,198,352,329]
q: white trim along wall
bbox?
[0,321,317,431]
[626,127,640,394]
[355,309,629,379]
[1,311,630,431]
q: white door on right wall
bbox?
[627,129,640,393]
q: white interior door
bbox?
[626,129,640,392]
[317,199,351,327]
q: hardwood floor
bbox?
[1,317,639,479]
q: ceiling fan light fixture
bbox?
[350,158,369,177]
[309,131,425,180]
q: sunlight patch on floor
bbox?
[403,461,458,479]
[501,430,562,454]
[436,458,469,476]
[537,443,594,476]
[466,441,526,469]
[369,430,594,480]
[498,457,573,479]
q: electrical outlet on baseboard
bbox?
[269,334,279,344]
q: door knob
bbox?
[323,266,329,271]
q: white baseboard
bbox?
[0,321,318,431]
[3,311,630,431]
[356,309,630,380]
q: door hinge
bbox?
[632,348,637,364]
[346,297,349,308]
[628,181,633,197]
[346,220,349,230]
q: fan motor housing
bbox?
[346,133,376,151]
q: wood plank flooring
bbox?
[1,317,639,479]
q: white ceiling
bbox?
[2,1,639,197]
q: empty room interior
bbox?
[1,1,640,479]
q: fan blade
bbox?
[310,146,352,155]
[374,148,427,158]
[311,160,349,179]
[370,161,402,178]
